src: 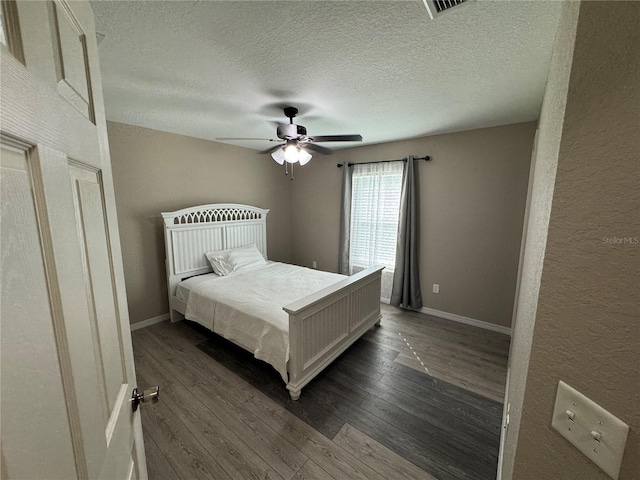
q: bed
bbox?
[162,203,383,400]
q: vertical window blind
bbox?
[349,161,403,272]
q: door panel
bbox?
[69,163,128,419]
[49,1,95,121]
[1,0,25,63]
[0,141,77,479]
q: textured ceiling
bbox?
[92,0,562,151]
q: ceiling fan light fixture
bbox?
[270,148,285,165]
[298,148,312,166]
[283,143,299,163]
[272,143,312,167]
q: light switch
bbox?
[551,381,629,480]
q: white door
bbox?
[0,1,147,478]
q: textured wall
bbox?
[500,1,580,477]
[290,123,535,328]
[509,2,640,479]
[107,122,292,324]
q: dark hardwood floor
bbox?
[133,305,510,480]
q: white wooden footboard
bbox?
[284,266,383,400]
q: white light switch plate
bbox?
[551,381,629,479]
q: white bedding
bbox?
[175,273,220,302]
[183,262,345,382]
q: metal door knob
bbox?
[131,386,159,412]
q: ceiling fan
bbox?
[218,107,362,166]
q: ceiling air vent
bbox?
[422,0,474,20]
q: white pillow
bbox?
[205,244,266,276]
[206,252,235,276]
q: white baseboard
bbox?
[420,307,511,336]
[131,307,510,335]
[130,313,170,332]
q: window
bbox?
[349,161,403,273]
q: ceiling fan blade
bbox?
[301,142,333,155]
[259,144,284,155]
[308,134,363,142]
[216,137,282,142]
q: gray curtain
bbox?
[338,165,353,275]
[391,157,423,309]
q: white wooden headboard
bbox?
[161,204,270,298]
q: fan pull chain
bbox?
[283,162,294,181]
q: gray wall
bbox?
[505,2,640,479]
[290,123,536,328]
[107,121,292,324]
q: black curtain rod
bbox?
[337,155,430,168]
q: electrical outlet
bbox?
[432,283,439,294]
[312,261,317,269]
[551,381,629,479]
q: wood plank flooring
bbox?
[372,305,510,403]
[133,305,510,480]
